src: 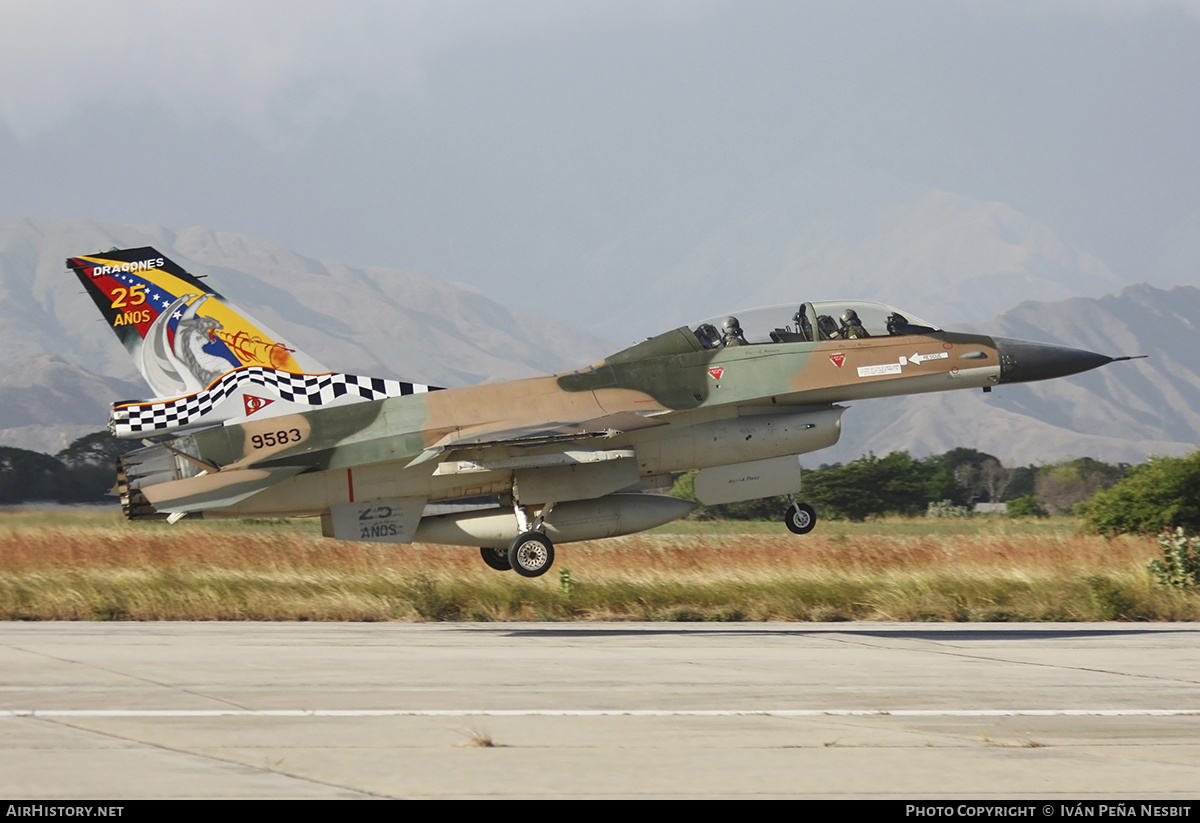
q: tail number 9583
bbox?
[250,429,302,449]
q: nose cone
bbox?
[994,337,1113,384]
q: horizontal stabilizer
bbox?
[132,465,306,514]
[118,437,306,516]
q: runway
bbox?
[2,623,1199,798]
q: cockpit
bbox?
[691,301,939,349]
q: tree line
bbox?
[672,446,1200,536]
[0,431,136,504]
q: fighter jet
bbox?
[67,247,1139,577]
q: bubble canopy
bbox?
[690,301,941,349]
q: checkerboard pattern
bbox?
[109,367,440,435]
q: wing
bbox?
[406,410,669,467]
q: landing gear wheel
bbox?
[785,503,817,535]
[480,546,512,571]
[507,531,555,578]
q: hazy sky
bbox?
[3,0,1199,335]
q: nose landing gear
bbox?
[785,494,816,535]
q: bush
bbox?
[927,499,971,519]
[1006,495,1048,519]
[1077,451,1200,536]
[1148,528,1200,589]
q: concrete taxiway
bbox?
[1,623,1198,798]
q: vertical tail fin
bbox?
[68,247,440,437]
[67,247,328,397]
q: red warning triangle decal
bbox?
[829,353,846,368]
[244,394,275,416]
[707,367,724,380]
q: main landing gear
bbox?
[479,532,556,577]
[507,531,555,578]
[784,493,817,535]
[479,502,557,578]
[479,546,512,571]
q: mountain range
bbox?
[819,283,1200,466]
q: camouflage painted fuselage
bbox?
[70,247,1126,554]
[132,323,1001,522]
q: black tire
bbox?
[785,502,816,535]
[480,546,512,571]
[507,531,555,578]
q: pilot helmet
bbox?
[841,309,861,325]
[722,316,742,334]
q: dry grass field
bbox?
[1,506,1197,621]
